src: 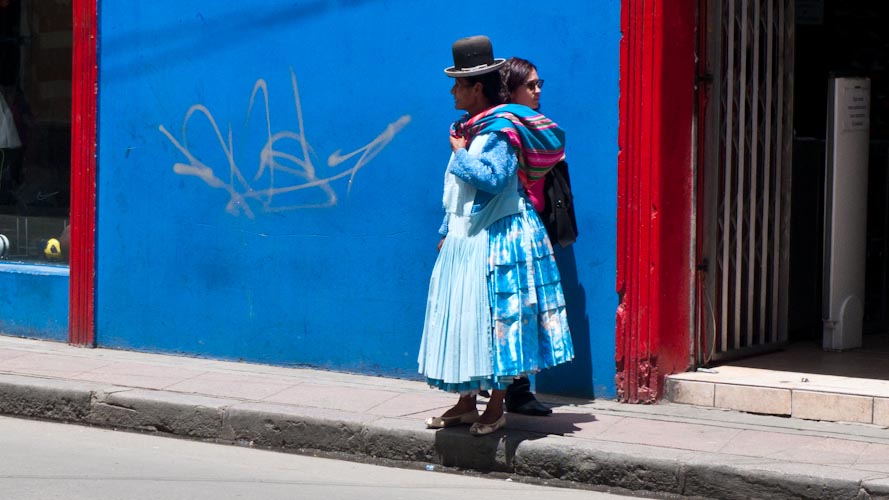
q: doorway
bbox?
[789,1,889,349]
[696,0,795,364]
[697,0,889,363]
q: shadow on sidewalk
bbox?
[431,412,597,472]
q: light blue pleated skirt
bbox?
[418,206,574,394]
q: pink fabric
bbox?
[455,104,565,184]
[522,174,545,213]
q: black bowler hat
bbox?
[444,35,506,78]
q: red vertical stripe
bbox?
[69,0,97,346]
[616,0,695,402]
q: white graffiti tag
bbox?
[159,68,411,217]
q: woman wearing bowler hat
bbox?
[417,35,574,436]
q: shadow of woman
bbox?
[431,411,598,472]
[537,244,596,397]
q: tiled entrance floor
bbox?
[666,337,889,425]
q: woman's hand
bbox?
[437,236,446,252]
[449,134,467,152]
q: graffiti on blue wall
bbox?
[158,68,411,217]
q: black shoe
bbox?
[478,390,491,398]
[507,398,552,416]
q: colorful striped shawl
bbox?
[452,103,566,184]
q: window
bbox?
[0,0,71,264]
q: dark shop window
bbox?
[0,0,71,264]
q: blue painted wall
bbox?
[96,0,620,398]
[0,263,68,341]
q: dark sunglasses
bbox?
[524,79,544,91]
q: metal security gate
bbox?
[696,0,794,363]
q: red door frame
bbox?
[616,0,697,402]
[69,0,97,346]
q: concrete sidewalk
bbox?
[2,336,889,499]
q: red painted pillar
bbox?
[616,0,696,402]
[69,0,97,346]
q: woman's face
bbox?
[451,78,481,113]
[510,68,542,110]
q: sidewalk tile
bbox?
[715,383,791,415]
[163,372,299,400]
[791,390,874,424]
[873,398,889,426]
[597,417,743,452]
[722,429,868,465]
[364,391,456,418]
[263,383,401,413]
[0,348,30,362]
[0,353,111,378]
[73,361,207,390]
[666,379,714,407]
[854,442,889,472]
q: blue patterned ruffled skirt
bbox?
[418,205,574,394]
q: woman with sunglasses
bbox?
[500,57,573,417]
[501,57,547,211]
[503,58,578,251]
[503,58,544,111]
[418,37,574,436]
[488,57,562,417]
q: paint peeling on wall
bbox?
[158,68,410,217]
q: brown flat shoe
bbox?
[425,409,479,429]
[469,414,506,436]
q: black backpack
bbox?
[541,160,578,248]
